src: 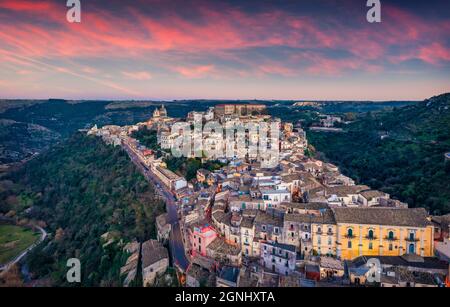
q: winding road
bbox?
[0,225,47,273]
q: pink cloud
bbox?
[16,69,33,75]
[173,65,215,78]
[417,43,450,65]
[0,0,448,80]
[0,0,53,12]
[122,71,152,80]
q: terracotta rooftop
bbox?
[141,239,168,268]
[332,207,431,227]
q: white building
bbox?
[260,241,297,276]
[261,187,291,209]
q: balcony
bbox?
[327,231,334,235]
[365,235,377,240]
[344,234,355,239]
[384,236,398,241]
[405,237,419,242]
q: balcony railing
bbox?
[384,236,398,241]
[344,234,355,239]
[405,237,419,242]
[365,235,377,240]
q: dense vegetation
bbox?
[308,93,450,215]
[0,133,164,286]
[131,126,165,159]
[165,156,226,181]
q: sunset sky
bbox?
[0,0,449,100]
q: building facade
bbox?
[333,208,434,260]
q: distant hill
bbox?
[0,119,60,164]
[308,93,450,214]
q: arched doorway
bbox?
[408,244,415,254]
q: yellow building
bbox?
[332,208,434,260]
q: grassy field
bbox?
[0,225,40,264]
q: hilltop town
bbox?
[87,103,450,287]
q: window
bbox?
[262,225,266,231]
[348,241,352,248]
[389,243,393,251]
[328,227,332,234]
[347,228,353,237]
[369,242,373,250]
[368,229,374,239]
[409,232,415,241]
[198,237,201,243]
[318,237,321,245]
[328,238,332,245]
[274,227,279,234]
[317,227,322,233]
[291,232,294,238]
[388,231,394,240]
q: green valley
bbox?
[0,133,165,286]
[308,93,450,214]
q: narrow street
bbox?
[122,143,189,272]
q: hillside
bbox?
[0,119,60,164]
[308,93,450,214]
[0,133,164,286]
